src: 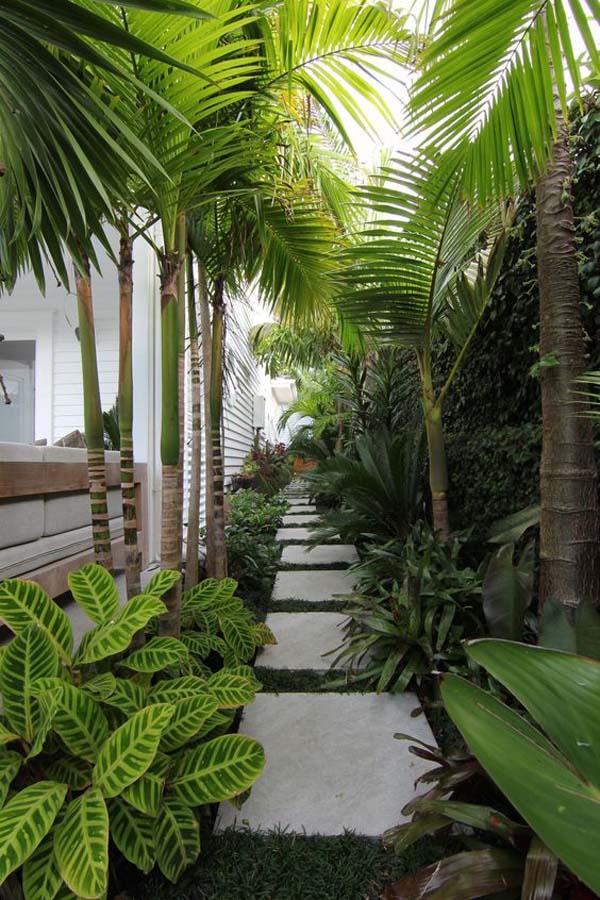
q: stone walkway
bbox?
[218,480,436,836]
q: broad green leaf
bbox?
[148,676,208,703]
[76,595,166,664]
[196,710,235,740]
[46,757,92,791]
[144,570,182,599]
[123,636,189,672]
[160,694,219,752]
[54,788,108,899]
[23,823,63,900]
[0,626,60,740]
[0,720,20,745]
[68,564,120,624]
[482,543,533,640]
[252,623,277,647]
[155,798,200,882]
[219,616,255,661]
[0,782,67,884]
[0,750,21,807]
[207,671,257,708]
[441,671,600,896]
[225,665,263,691]
[185,578,238,610]
[170,733,266,806]
[82,673,117,701]
[109,797,155,874]
[102,678,145,717]
[27,689,61,760]
[34,680,108,762]
[92,704,173,797]
[121,753,170,816]
[0,580,73,661]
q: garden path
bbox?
[217,480,437,836]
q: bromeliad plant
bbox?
[0,565,266,898]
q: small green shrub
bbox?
[0,565,266,898]
[224,489,286,593]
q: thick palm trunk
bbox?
[158,246,184,636]
[419,354,449,541]
[185,255,201,590]
[117,222,142,604]
[537,112,600,611]
[198,262,216,576]
[74,255,114,570]
[210,275,227,578]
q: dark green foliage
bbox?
[223,489,285,594]
[102,400,120,450]
[253,668,369,693]
[132,828,449,900]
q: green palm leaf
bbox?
[0,580,73,661]
[76,595,166,665]
[67,564,120,625]
[54,787,109,899]
[0,626,60,741]
[155,797,200,882]
[0,782,67,885]
[169,733,266,805]
[92,704,174,797]
[109,797,156,874]
[123,636,189,672]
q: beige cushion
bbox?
[44,487,122,536]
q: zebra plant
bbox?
[0,565,266,898]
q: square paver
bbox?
[276,527,320,542]
[281,544,358,566]
[272,569,357,602]
[258,613,347,671]
[282,514,319,526]
[286,505,316,514]
[287,497,313,506]
[216,692,437,835]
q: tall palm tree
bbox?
[410,0,600,606]
[337,151,512,538]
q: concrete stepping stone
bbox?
[276,527,319,541]
[217,692,436,835]
[287,497,313,506]
[257,613,347,671]
[272,569,356,602]
[285,505,316,514]
[281,514,319,526]
[281,544,359,566]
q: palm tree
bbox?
[410,0,600,605]
[337,151,512,539]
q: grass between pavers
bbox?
[254,667,369,693]
[269,598,348,612]
[133,829,450,900]
[277,562,351,571]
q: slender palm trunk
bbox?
[537,109,600,610]
[74,255,114,570]
[198,261,216,576]
[158,242,184,636]
[420,355,449,541]
[176,214,186,570]
[210,275,227,578]
[185,255,201,590]
[117,222,142,605]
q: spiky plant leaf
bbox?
[207,671,257,708]
[76,595,166,665]
[160,694,220,753]
[0,782,67,884]
[109,797,155,874]
[54,787,108,899]
[67,564,120,625]
[155,798,200,882]
[0,751,21,808]
[0,626,59,741]
[0,580,73,661]
[144,570,182,599]
[22,821,63,900]
[123,636,189,672]
[169,733,266,806]
[92,704,173,798]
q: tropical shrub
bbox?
[227,489,287,535]
[232,443,292,495]
[328,523,483,692]
[223,489,286,593]
[0,566,266,898]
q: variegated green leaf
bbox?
[184,578,238,611]
[27,689,61,760]
[81,673,117,701]
[155,798,200,882]
[123,637,189,673]
[54,787,108,899]
[207,671,256,708]
[0,720,20,745]
[145,570,182,599]
[187,657,214,679]
[121,753,170,817]
[148,676,208,703]
[192,608,219,633]
[46,757,92,791]
[181,631,216,659]
[67,564,120,625]
[252,623,277,647]
[34,680,108,762]
[227,666,263,690]
[169,734,266,806]
[160,694,219,753]
[0,626,60,740]
[0,782,67,883]
[102,678,145,717]
[92,704,173,798]
[219,615,256,661]
[76,595,166,665]
[196,710,235,740]
[0,750,21,807]
[109,797,155,874]
[0,580,73,662]
[22,809,64,900]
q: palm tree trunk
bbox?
[185,255,201,590]
[177,214,186,573]
[198,261,216,576]
[420,355,449,540]
[117,221,142,604]
[210,275,227,578]
[537,109,600,611]
[74,255,114,570]
[158,246,184,637]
